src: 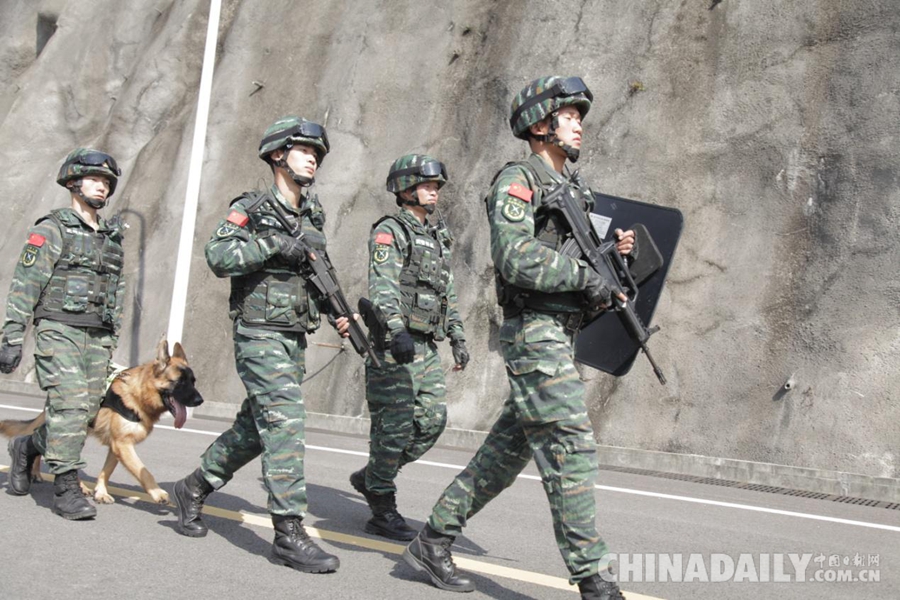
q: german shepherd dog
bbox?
[1,337,203,504]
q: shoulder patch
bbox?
[226,211,249,227]
[501,198,527,222]
[373,246,390,264]
[507,183,533,202]
[27,233,46,247]
[21,247,39,267]
[374,232,394,246]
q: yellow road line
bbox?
[1,465,663,599]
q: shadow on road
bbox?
[3,471,554,599]
[308,481,546,600]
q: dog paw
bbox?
[80,482,92,497]
[149,489,169,504]
[94,491,115,504]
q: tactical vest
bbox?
[228,191,327,333]
[33,209,124,330]
[487,157,594,316]
[375,215,453,340]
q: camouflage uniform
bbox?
[2,208,125,474]
[426,151,608,584]
[364,207,464,494]
[198,184,330,517]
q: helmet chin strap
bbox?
[291,172,314,187]
[532,113,581,163]
[70,180,107,209]
[400,191,436,215]
[273,149,314,187]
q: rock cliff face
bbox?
[1,0,897,478]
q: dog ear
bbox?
[172,342,187,360]
[156,336,171,371]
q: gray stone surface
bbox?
[0,0,897,481]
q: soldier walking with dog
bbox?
[402,78,633,599]
[3,149,126,521]
[171,116,353,574]
[350,154,468,541]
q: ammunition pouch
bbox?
[230,270,317,332]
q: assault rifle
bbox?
[265,198,381,368]
[544,183,667,385]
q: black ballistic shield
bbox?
[574,193,684,377]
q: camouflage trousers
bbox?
[364,335,447,495]
[31,320,114,475]
[427,311,607,584]
[199,323,307,517]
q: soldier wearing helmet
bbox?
[403,78,631,600]
[170,115,350,574]
[4,148,126,521]
[349,153,468,542]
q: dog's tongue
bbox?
[173,401,187,429]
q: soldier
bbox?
[402,77,632,600]
[350,155,468,541]
[3,149,126,520]
[170,116,353,574]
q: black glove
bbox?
[390,330,416,365]
[271,233,308,266]
[450,339,469,371]
[584,269,613,310]
[0,340,23,374]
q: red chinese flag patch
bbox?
[226,211,249,227]
[375,232,394,245]
[507,183,533,202]
[27,233,46,247]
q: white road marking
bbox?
[1,403,897,535]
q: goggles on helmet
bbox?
[389,160,448,182]
[260,121,330,155]
[75,151,122,176]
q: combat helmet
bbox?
[258,116,329,187]
[385,154,448,194]
[56,148,122,198]
[259,116,329,165]
[509,76,593,161]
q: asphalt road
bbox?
[0,393,897,600]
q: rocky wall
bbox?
[1,0,897,479]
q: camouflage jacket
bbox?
[485,153,591,312]
[368,208,464,342]
[205,184,330,333]
[2,208,126,345]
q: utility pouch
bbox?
[62,275,91,312]
[265,281,300,326]
[407,292,437,333]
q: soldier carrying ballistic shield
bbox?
[402,77,631,600]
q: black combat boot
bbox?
[403,524,475,593]
[7,435,40,495]
[349,466,376,502]
[52,470,96,520]
[578,573,626,600]
[173,468,214,537]
[271,515,340,573]
[351,466,417,541]
[367,492,417,541]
